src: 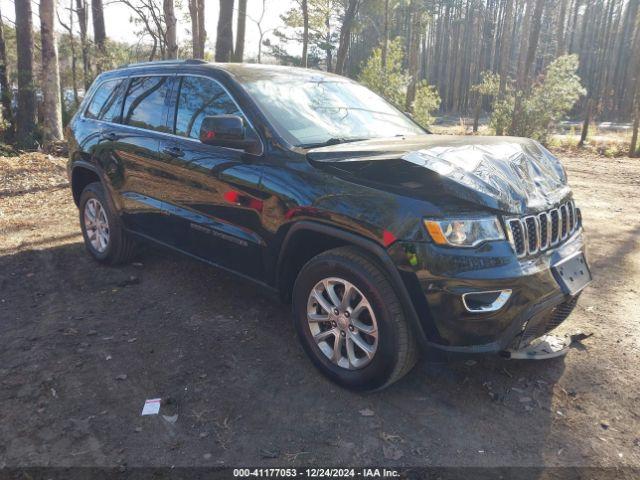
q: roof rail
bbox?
[117,59,208,69]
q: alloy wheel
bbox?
[306,277,379,370]
[84,198,110,253]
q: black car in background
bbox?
[67,60,591,390]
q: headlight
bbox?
[424,216,505,247]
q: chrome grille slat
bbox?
[505,201,579,258]
[550,208,560,245]
[538,212,549,250]
[560,203,569,239]
[524,216,539,254]
[568,200,575,231]
[507,218,526,257]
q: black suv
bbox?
[67,60,591,390]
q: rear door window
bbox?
[174,76,242,140]
[122,76,173,133]
[85,78,127,122]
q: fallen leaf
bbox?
[383,445,404,460]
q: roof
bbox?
[116,59,351,83]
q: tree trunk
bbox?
[516,0,533,88]
[301,0,309,67]
[473,93,482,133]
[197,0,206,58]
[556,0,568,56]
[324,14,333,71]
[631,105,639,157]
[215,0,234,62]
[511,0,546,135]
[498,0,515,96]
[335,0,360,75]
[405,1,421,111]
[579,97,592,146]
[164,0,178,59]
[67,0,79,106]
[630,27,640,157]
[234,0,247,61]
[614,0,639,117]
[0,6,14,143]
[496,0,515,135]
[92,0,107,71]
[76,0,91,89]
[14,0,38,147]
[40,0,64,142]
[381,0,389,69]
[189,0,200,58]
[189,0,206,58]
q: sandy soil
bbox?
[0,150,639,470]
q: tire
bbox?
[292,246,418,391]
[79,182,136,265]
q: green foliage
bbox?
[471,71,513,135]
[0,142,19,157]
[470,72,500,97]
[359,38,439,127]
[412,81,441,129]
[510,55,586,141]
[489,96,515,138]
[472,55,586,142]
[269,0,343,65]
[358,38,409,108]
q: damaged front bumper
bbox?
[389,229,590,354]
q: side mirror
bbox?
[200,115,248,149]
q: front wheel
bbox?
[292,247,418,391]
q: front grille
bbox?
[506,200,580,258]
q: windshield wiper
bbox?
[299,137,370,148]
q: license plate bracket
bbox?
[552,252,592,295]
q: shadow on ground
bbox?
[0,241,590,469]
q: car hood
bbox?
[306,135,571,215]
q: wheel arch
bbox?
[71,162,101,206]
[276,221,428,348]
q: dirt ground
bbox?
[1,149,639,470]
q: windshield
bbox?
[241,78,425,147]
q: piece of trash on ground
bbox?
[383,444,404,460]
[162,414,178,424]
[260,448,279,459]
[141,398,161,416]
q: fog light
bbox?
[462,289,512,313]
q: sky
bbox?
[0,0,299,61]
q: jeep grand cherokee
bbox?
[67,60,591,390]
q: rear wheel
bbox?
[292,247,417,391]
[79,182,136,265]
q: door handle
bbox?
[101,131,118,141]
[161,146,185,158]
